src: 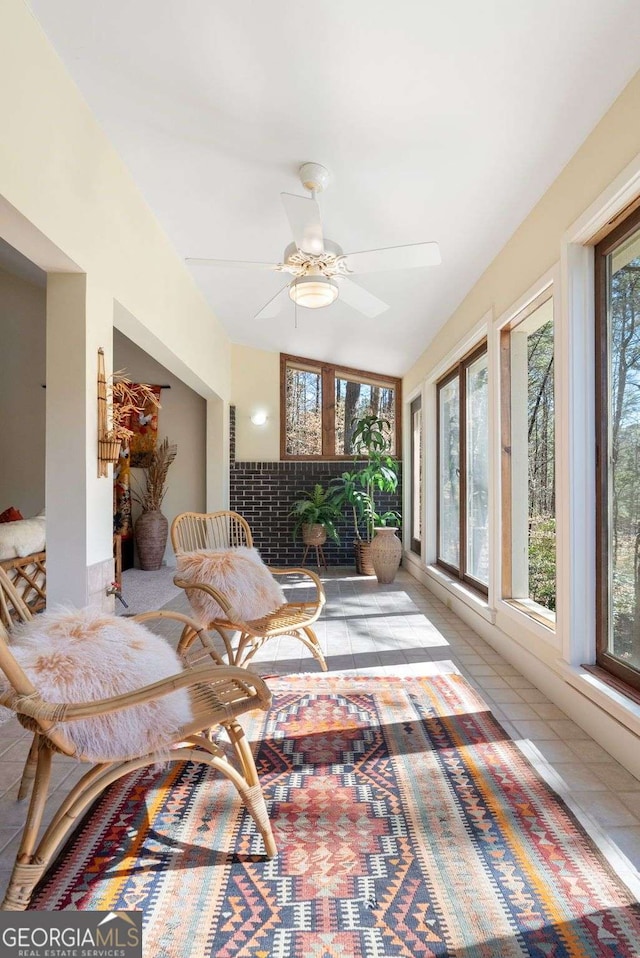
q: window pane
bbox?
[466,353,489,584]
[606,225,640,671]
[439,377,460,568]
[335,377,396,455]
[510,300,556,616]
[285,366,322,456]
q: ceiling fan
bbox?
[187,162,441,320]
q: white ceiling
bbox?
[27,0,640,376]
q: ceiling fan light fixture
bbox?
[288,276,339,310]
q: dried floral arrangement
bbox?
[131,437,178,512]
[97,347,161,476]
[109,375,160,444]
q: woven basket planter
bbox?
[354,540,375,576]
[135,510,168,571]
[98,436,122,465]
[302,524,327,546]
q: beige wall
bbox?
[0,0,232,602]
[114,330,207,565]
[0,266,46,517]
[231,344,280,460]
[404,71,640,395]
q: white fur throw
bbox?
[1,607,192,761]
[177,547,285,624]
[0,514,46,560]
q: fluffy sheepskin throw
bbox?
[177,547,285,624]
[0,513,46,560]
[1,607,192,761]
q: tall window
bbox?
[501,291,556,626]
[410,395,422,555]
[596,205,640,692]
[281,354,401,459]
[437,344,489,593]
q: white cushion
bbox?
[0,516,46,560]
[2,607,192,761]
[177,547,285,624]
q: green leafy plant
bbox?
[332,414,400,543]
[289,483,342,544]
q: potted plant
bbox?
[289,483,342,549]
[131,437,178,570]
[332,414,401,577]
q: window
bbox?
[500,291,556,627]
[281,354,401,459]
[595,205,640,692]
[436,344,489,592]
[410,395,422,555]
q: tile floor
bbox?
[1,567,640,902]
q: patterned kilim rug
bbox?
[31,674,640,957]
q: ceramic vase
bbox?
[370,527,402,584]
[135,509,168,571]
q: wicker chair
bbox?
[171,510,328,671]
[0,566,276,911]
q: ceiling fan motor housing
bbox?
[298,162,330,194]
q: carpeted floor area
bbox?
[31,674,640,956]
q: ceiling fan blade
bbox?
[338,277,389,318]
[280,193,324,255]
[255,282,291,320]
[345,241,441,273]
[186,257,280,270]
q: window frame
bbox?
[595,203,640,693]
[436,341,489,595]
[499,287,557,630]
[280,353,402,460]
[409,394,422,556]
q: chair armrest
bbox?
[266,567,326,607]
[173,576,235,618]
[6,663,271,724]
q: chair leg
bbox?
[300,626,328,671]
[2,739,52,911]
[221,721,277,858]
[16,734,39,802]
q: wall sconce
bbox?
[251,410,268,426]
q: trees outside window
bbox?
[437,344,489,593]
[596,206,640,692]
[281,354,401,459]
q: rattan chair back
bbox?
[171,510,253,556]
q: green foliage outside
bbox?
[528,517,556,611]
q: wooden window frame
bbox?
[280,353,402,460]
[436,342,488,596]
[499,288,557,628]
[595,204,640,694]
[409,395,422,556]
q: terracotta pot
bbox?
[354,540,375,576]
[302,523,327,546]
[370,527,402,584]
[135,509,168,571]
